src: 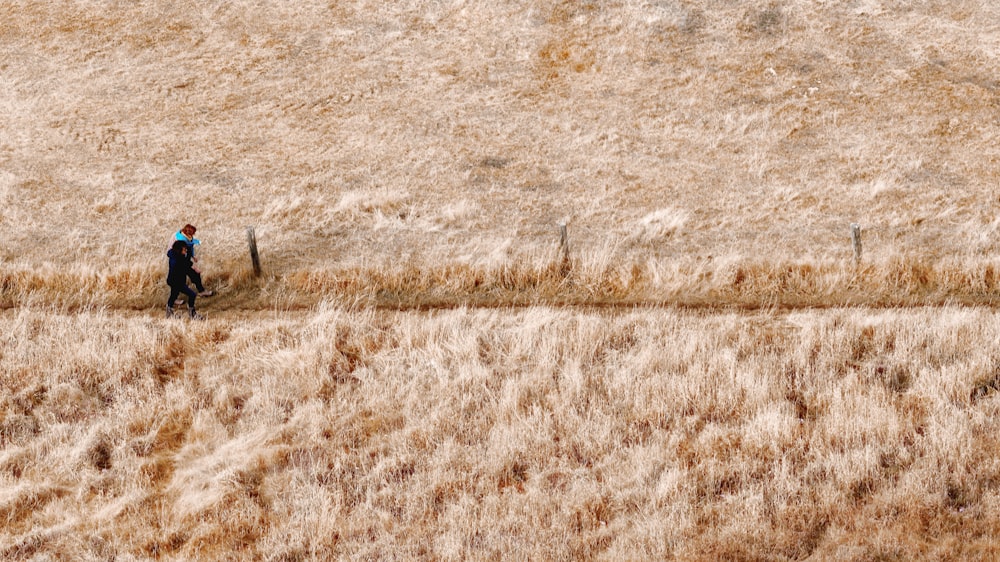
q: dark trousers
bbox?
[168,284,197,309]
[188,269,205,292]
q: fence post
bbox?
[558,223,569,260]
[558,223,571,276]
[246,226,262,276]
[850,223,862,262]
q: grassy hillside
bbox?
[3,306,1000,559]
[3,0,1000,308]
[4,0,1000,559]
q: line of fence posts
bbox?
[242,221,865,283]
[555,221,865,271]
[555,222,865,265]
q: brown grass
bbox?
[3,306,1000,559]
[6,252,1000,313]
[4,0,1000,558]
[3,0,1000,283]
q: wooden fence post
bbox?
[850,223,862,262]
[558,223,569,260]
[557,223,571,276]
[246,226,262,276]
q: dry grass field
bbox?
[4,306,1000,560]
[4,0,1000,559]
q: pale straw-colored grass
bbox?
[2,0,1000,280]
[2,305,1000,559]
[5,0,1000,558]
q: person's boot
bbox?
[166,305,175,318]
[188,306,204,320]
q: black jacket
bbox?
[167,249,193,287]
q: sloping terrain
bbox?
[4,0,1000,559]
[2,0,1000,301]
[3,306,1000,559]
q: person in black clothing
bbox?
[173,224,213,297]
[166,240,204,320]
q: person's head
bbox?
[172,240,188,254]
[181,224,197,237]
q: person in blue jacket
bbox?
[166,240,204,320]
[174,224,213,297]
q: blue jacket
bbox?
[175,231,201,259]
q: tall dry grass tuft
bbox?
[3,305,1000,558]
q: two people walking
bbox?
[166,224,213,320]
